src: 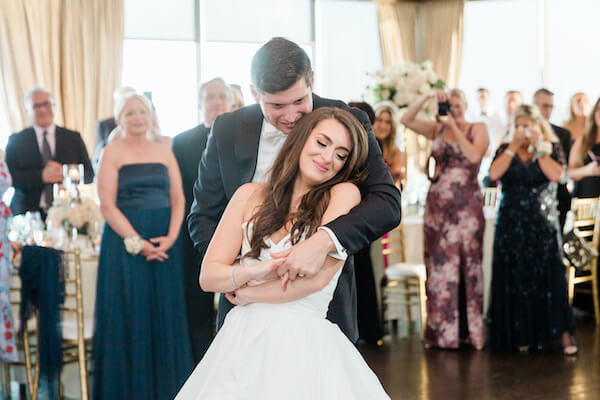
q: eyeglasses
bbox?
[32,101,53,110]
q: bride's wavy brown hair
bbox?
[245,107,369,259]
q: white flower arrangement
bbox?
[363,60,445,114]
[46,197,103,235]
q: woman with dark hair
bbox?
[175,107,389,399]
[489,104,576,355]
[568,97,600,198]
[401,89,489,349]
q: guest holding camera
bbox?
[568,97,600,198]
[401,89,489,349]
[488,104,577,355]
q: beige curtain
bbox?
[422,1,465,88]
[376,0,418,66]
[0,0,124,152]
[375,0,465,174]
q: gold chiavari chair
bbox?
[567,198,600,324]
[482,187,500,210]
[23,248,93,400]
[380,224,427,338]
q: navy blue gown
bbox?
[489,144,575,351]
[93,163,193,400]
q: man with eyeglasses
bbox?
[5,87,93,216]
[534,88,573,232]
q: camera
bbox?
[438,101,453,116]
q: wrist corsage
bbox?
[124,235,144,255]
[534,141,553,159]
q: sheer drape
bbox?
[375,0,465,173]
[0,0,124,151]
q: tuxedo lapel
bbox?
[234,107,263,185]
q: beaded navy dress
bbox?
[93,163,193,399]
[489,144,575,351]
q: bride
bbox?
[176,107,390,399]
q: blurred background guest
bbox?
[373,103,405,188]
[488,104,576,355]
[5,87,93,216]
[172,77,231,363]
[229,83,245,111]
[475,88,504,186]
[533,88,572,231]
[94,93,192,399]
[564,92,591,141]
[503,90,523,134]
[92,86,136,172]
[401,89,488,349]
[568,97,600,198]
[0,151,17,363]
[347,100,383,345]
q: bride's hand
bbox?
[225,287,251,306]
[250,258,285,282]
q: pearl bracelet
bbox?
[124,235,144,255]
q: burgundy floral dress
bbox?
[423,126,485,349]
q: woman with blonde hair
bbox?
[373,103,404,188]
[568,97,600,198]
[563,92,591,141]
[94,93,193,399]
[489,104,577,355]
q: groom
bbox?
[188,37,401,342]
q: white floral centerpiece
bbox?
[46,197,103,237]
[363,60,445,115]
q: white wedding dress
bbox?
[175,223,390,400]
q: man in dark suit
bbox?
[172,77,232,362]
[188,37,402,343]
[92,86,136,172]
[534,88,573,231]
[6,87,94,216]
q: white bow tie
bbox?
[263,127,286,140]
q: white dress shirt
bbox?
[252,120,347,260]
[33,124,57,208]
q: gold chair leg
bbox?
[23,327,35,399]
[418,277,427,340]
[592,264,600,325]
[567,267,575,304]
[3,362,10,397]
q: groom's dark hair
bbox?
[251,37,313,94]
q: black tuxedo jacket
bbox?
[93,117,117,171]
[187,94,402,342]
[6,126,94,215]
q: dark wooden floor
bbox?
[359,319,600,400]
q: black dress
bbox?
[489,144,575,351]
[572,143,600,198]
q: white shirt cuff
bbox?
[317,227,348,261]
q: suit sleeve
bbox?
[5,135,44,191]
[76,133,95,184]
[323,108,402,254]
[92,122,105,172]
[187,122,228,258]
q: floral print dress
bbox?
[0,159,17,362]
[423,126,485,349]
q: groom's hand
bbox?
[272,230,333,289]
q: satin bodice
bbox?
[117,163,170,209]
[239,222,343,319]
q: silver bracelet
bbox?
[230,266,239,290]
[504,149,515,158]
